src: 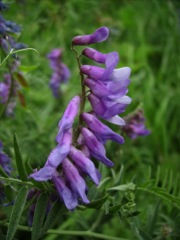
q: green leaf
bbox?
[0,165,9,178]
[109,203,122,214]
[6,186,28,240]
[115,164,124,185]
[0,48,39,67]
[107,183,136,192]
[13,133,27,181]
[19,64,40,73]
[138,229,152,240]
[40,200,62,237]
[146,201,160,235]
[86,195,109,209]
[138,187,180,209]
[31,193,49,240]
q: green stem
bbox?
[0,48,39,67]
[0,223,128,240]
[89,210,104,232]
[0,176,34,187]
[71,45,86,144]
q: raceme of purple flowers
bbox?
[30,26,132,210]
[0,1,27,53]
[122,109,150,139]
[47,48,70,98]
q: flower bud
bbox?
[72,26,109,45]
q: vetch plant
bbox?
[30,26,132,209]
[1,22,179,240]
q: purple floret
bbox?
[122,110,150,139]
[72,26,109,45]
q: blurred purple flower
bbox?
[47,48,70,98]
[0,1,7,12]
[0,14,27,53]
[122,109,150,139]
[0,141,11,175]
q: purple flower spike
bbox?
[81,128,114,167]
[29,130,72,181]
[56,96,80,143]
[52,172,78,210]
[62,158,90,204]
[82,113,124,144]
[72,26,109,46]
[69,146,100,185]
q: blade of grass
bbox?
[13,133,27,181]
[6,186,28,240]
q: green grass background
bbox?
[0,0,180,239]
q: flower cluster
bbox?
[0,141,11,175]
[30,27,131,210]
[122,109,150,139]
[0,0,27,53]
[47,48,70,98]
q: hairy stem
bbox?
[71,45,86,144]
[0,176,34,187]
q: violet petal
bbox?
[62,158,90,204]
[81,128,114,167]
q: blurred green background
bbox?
[0,0,180,239]
[1,0,179,170]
